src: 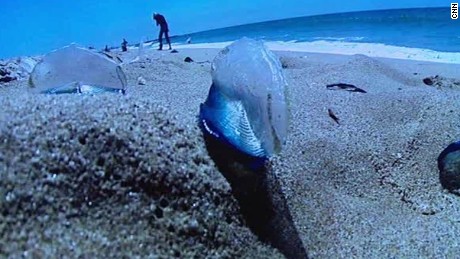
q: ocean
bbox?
[174,8,459,53]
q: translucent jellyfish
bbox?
[29,44,127,94]
[199,38,289,159]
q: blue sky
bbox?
[0,0,451,58]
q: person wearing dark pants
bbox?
[153,12,172,50]
[121,38,128,52]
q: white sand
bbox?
[132,45,460,257]
[175,40,460,64]
[2,43,460,257]
[0,48,283,258]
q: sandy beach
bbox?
[2,42,460,258]
[175,41,460,64]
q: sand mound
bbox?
[273,53,460,257]
[279,55,311,70]
[346,54,420,86]
[280,53,421,96]
[0,91,282,258]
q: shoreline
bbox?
[173,40,460,64]
[4,39,459,66]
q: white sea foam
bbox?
[313,36,365,41]
[174,40,460,64]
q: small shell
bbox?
[199,38,289,158]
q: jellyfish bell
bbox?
[29,44,127,94]
[199,38,289,161]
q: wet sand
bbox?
[2,44,460,258]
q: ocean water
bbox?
[174,8,460,53]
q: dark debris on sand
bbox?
[0,58,38,84]
[0,94,283,258]
[423,75,460,89]
[326,83,367,93]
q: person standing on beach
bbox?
[153,12,172,50]
[121,38,128,52]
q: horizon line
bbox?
[173,6,448,38]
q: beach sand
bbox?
[0,54,283,257]
[2,43,460,258]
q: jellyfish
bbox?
[29,44,127,94]
[199,38,289,167]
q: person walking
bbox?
[153,12,172,50]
